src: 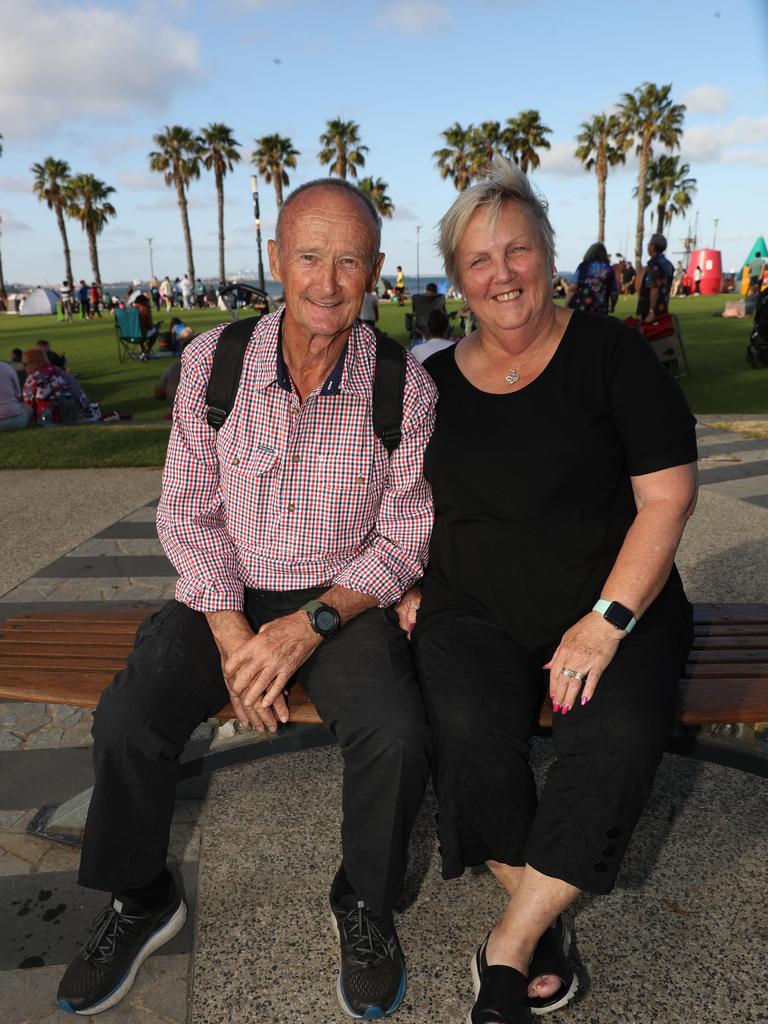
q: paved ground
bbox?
[2,422,768,1024]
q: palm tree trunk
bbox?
[55,203,74,285]
[656,202,666,236]
[176,179,195,283]
[597,170,607,244]
[274,174,283,208]
[634,137,650,271]
[216,171,225,288]
[339,149,347,180]
[87,225,101,286]
[0,242,6,300]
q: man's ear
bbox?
[369,252,385,290]
[267,240,282,283]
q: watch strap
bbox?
[593,598,637,633]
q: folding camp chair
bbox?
[406,292,452,341]
[114,307,163,363]
[217,284,270,322]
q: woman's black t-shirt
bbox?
[420,312,697,649]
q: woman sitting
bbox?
[565,241,618,314]
[399,157,698,1024]
[22,349,90,423]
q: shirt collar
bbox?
[253,307,372,399]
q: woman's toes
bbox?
[527,974,561,1000]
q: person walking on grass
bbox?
[56,178,436,1021]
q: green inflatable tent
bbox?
[743,236,767,266]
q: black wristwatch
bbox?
[592,599,637,633]
[301,600,341,640]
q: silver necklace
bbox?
[504,338,546,384]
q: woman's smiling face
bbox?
[456,200,553,335]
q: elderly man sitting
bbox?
[57,179,436,1020]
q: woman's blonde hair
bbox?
[437,155,556,287]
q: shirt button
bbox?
[232,457,240,466]
[292,454,301,463]
[355,476,365,485]
[287,503,296,512]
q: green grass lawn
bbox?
[0,294,762,468]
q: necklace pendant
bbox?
[505,371,520,385]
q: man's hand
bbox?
[206,610,320,733]
[394,586,421,636]
[224,611,321,730]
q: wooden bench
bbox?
[1,604,768,727]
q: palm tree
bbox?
[199,123,241,288]
[318,119,368,180]
[251,134,299,208]
[149,126,202,282]
[64,174,116,286]
[575,114,627,244]
[616,82,686,271]
[358,177,394,218]
[470,121,504,176]
[31,157,74,286]
[0,134,5,300]
[433,122,476,192]
[642,155,697,235]
[503,110,552,173]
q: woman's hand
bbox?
[544,612,625,714]
[394,586,421,636]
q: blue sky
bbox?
[1,0,766,286]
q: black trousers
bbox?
[78,588,431,917]
[411,592,693,894]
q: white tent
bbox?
[20,287,59,316]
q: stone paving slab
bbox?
[0,577,178,603]
[192,745,768,1024]
[35,556,174,579]
[65,539,166,558]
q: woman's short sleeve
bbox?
[607,324,697,476]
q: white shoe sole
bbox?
[467,923,579,1022]
[70,899,188,1016]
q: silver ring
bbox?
[561,667,576,678]
[573,671,586,682]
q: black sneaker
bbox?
[330,892,407,1020]
[57,884,187,1015]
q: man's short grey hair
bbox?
[275,178,382,264]
[649,232,667,253]
[437,155,556,286]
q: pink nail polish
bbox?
[581,694,590,706]
[552,701,561,713]
[561,704,570,715]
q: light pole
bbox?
[416,225,421,295]
[251,175,266,293]
[0,214,6,301]
[147,237,154,281]
[712,218,719,249]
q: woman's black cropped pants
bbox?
[411,593,693,894]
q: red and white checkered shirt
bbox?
[156,310,437,612]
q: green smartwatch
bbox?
[301,600,341,640]
[592,599,637,634]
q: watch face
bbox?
[315,607,340,635]
[605,601,633,630]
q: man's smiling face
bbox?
[268,186,383,345]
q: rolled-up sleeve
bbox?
[156,330,245,612]
[333,370,436,606]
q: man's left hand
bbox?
[544,612,624,714]
[224,611,321,717]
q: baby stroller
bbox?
[746,290,768,368]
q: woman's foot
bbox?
[485,929,560,1003]
[469,936,532,1024]
[486,917,577,1011]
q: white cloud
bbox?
[535,142,584,178]
[117,170,165,191]
[392,205,417,221]
[681,118,768,164]
[682,85,730,115]
[375,1,451,34]
[0,3,201,138]
[0,176,32,194]
[0,209,32,232]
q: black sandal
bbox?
[527,916,578,1015]
[469,935,533,1024]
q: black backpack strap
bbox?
[205,317,260,430]
[372,331,407,456]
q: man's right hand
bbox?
[205,611,287,733]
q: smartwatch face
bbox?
[605,601,634,631]
[315,607,340,635]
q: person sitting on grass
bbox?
[410,308,456,364]
[8,348,26,385]
[0,358,33,432]
[168,317,195,355]
[154,332,195,414]
[36,338,66,370]
[21,348,69,422]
